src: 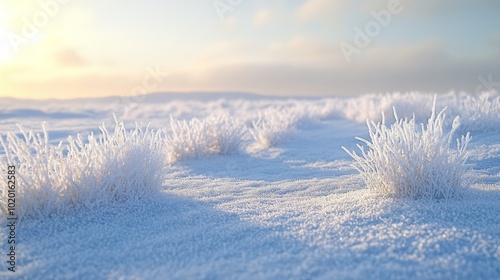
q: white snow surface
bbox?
[0,91,499,279]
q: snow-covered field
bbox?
[1,92,499,279]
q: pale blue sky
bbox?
[1,0,499,98]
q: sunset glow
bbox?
[0,0,499,99]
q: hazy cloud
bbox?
[492,33,500,47]
[268,36,342,65]
[1,1,499,99]
[164,42,500,96]
[1,72,138,99]
[363,0,500,19]
[253,9,275,26]
[54,48,87,67]
[296,0,350,21]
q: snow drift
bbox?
[0,91,498,279]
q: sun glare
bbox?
[0,35,14,63]
[0,5,14,63]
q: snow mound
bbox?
[343,98,471,199]
[166,114,246,163]
[0,117,166,219]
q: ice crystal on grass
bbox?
[343,98,471,199]
[452,91,500,134]
[166,114,246,163]
[249,108,299,149]
[0,117,166,219]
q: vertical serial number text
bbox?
[6,165,17,272]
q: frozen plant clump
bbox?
[249,108,299,149]
[342,92,435,123]
[342,98,471,199]
[0,117,167,219]
[166,114,246,163]
[452,91,500,134]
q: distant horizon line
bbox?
[0,89,488,102]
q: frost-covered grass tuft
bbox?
[249,108,299,149]
[166,114,246,163]
[0,117,167,219]
[452,91,500,134]
[343,99,471,199]
[342,92,435,123]
[340,91,500,134]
